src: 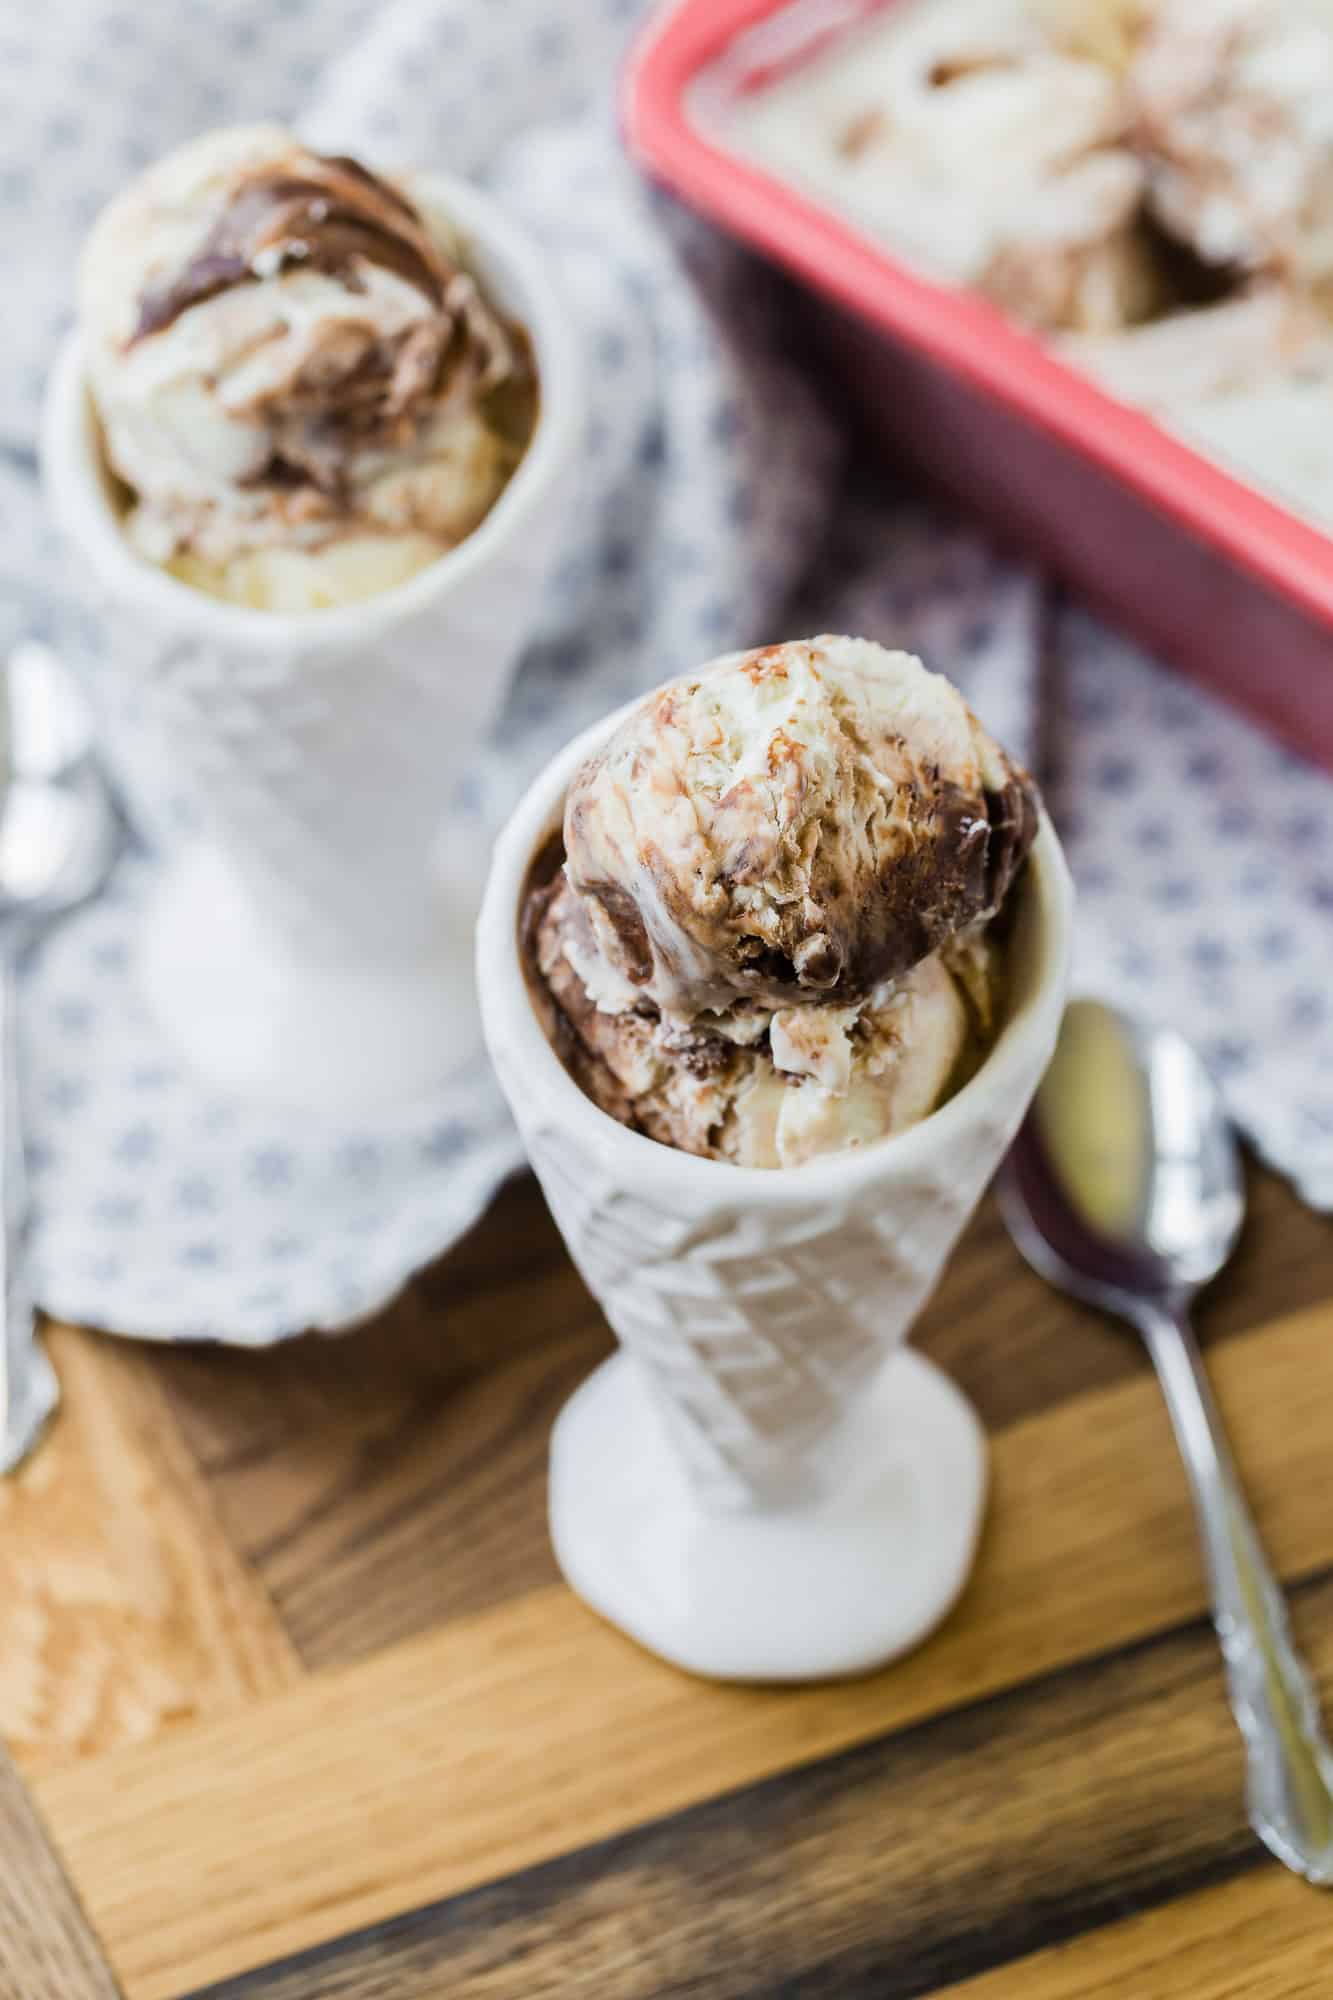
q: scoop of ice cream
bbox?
[80,125,532,607]
[1129,0,1333,280]
[562,637,1037,1023]
[531,873,987,1169]
[527,638,1037,1171]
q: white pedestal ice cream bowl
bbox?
[478,696,1074,1683]
[42,169,583,1114]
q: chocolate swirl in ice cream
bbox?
[131,149,515,500]
[526,639,1040,1170]
[564,637,1037,1019]
[131,154,450,341]
[80,125,536,609]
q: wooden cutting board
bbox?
[3,1163,1333,1999]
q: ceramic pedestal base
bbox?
[549,1347,988,1683]
[139,844,483,1114]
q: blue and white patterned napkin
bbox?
[3,0,1331,1343]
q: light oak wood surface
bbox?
[0,1745,124,1998]
[2,1166,1331,1999]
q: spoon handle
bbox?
[1138,1300,1333,1884]
[0,952,56,1473]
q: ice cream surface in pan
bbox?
[722,0,1333,535]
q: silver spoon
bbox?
[999,997,1333,1884]
[0,642,119,1472]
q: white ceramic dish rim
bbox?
[478,688,1075,1209]
[41,167,584,646]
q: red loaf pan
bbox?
[624,0,1333,770]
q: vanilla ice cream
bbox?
[1131,0,1333,281]
[524,638,1038,1170]
[1061,284,1333,523]
[724,0,1154,333]
[719,0,1333,537]
[80,126,536,611]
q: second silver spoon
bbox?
[999,997,1333,1886]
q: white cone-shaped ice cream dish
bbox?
[42,168,582,1113]
[479,686,1073,1682]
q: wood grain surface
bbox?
[2,1325,299,1778]
[3,1164,1331,2000]
[146,1166,1333,1663]
[0,1744,123,1998]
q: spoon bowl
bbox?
[0,768,118,922]
[1002,999,1244,1312]
[2,645,118,925]
[0,642,119,1472]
